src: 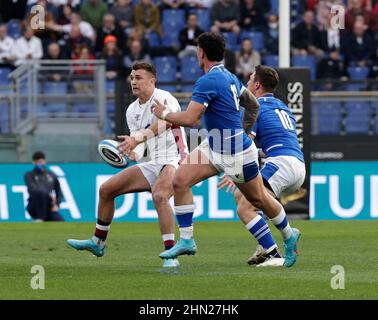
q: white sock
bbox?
[180,226,193,239]
[162,233,175,242]
[269,207,293,240]
[92,236,106,248]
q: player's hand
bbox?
[151,99,167,119]
[117,135,138,156]
[217,174,236,193]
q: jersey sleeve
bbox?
[191,76,217,107]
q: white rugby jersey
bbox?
[126,88,188,163]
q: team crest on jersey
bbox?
[135,114,141,121]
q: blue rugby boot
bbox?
[162,258,180,267]
[283,228,301,267]
[159,238,197,259]
[67,238,105,257]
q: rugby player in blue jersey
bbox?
[219,65,305,267]
[152,32,300,267]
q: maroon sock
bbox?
[164,240,175,250]
[94,219,110,241]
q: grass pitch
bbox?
[0,220,377,300]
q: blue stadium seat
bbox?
[106,80,115,94]
[222,32,239,52]
[316,101,342,135]
[180,56,203,92]
[346,67,369,91]
[190,9,211,31]
[42,82,67,114]
[263,55,279,68]
[154,56,177,81]
[106,100,115,113]
[292,55,316,80]
[162,9,186,30]
[145,31,161,48]
[7,20,21,39]
[72,102,95,113]
[240,31,264,52]
[43,82,67,94]
[0,68,11,93]
[270,0,279,14]
[162,29,180,47]
[344,101,371,134]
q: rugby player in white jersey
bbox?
[67,62,188,268]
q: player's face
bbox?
[130,69,155,97]
[247,72,258,95]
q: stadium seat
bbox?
[240,31,264,52]
[221,32,239,52]
[42,82,68,114]
[7,20,21,39]
[72,102,95,114]
[106,80,115,94]
[190,9,211,31]
[263,55,279,68]
[162,9,186,30]
[292,55,316,80]
[161,29,180,47]
[344,101,371,134]
[346,67,369,91]
[316,101,342,135]
[145,31,161,48]
[270,0,279,14]
[0,100,10,133]
[154,56,177,81]
[180,56,203,92]
[106,100,115,114]
[0,68,11,93]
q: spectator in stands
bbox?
[239,0,266,31]
[292,10,322,57]
[178,13,203,58]
[235,38,261,83]
[161,0,188,10]
[95,13,126,54]
[13,24,43,66]
[0,24,16,67]
[100,35,124,80]
[47,12,96,43]
[0,0,27,23]
[262,13,279,55]
[318,9,345,54]
[43,42,68,81]
[24,151,64,222]
[211,0,240,36]
[344,19,375,67]
[109,0,134,34]
[127,26,150,56]
[315,0,344,30]
[73,44,95,76]
[345,0,377,32]
[28,0,58,48]
[187,0,216,8]
[63,24,93,58]
[316,49,347,89]
[135,0,163,37]
[52,0,81,11]
[123,39,151,75]
[80,0,108,29]
[57,4,75,25]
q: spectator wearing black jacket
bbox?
[178,14,203,59]
[24,152,64,222]
[316,49,347,90]
[95,13,127,54]
[292,10,322,57]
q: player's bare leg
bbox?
[67,166,151,257]
[159,150,218,259]
[151,164,179,267]
[233,189,283,266]
[236,174,300,267]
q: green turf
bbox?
[0,220,377,300]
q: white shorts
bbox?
[261,156,306,198]
[136,157,180,187]
[194,139,259,183]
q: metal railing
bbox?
[8,60,106,134]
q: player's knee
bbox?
[152,191,168,206]
[99,182,115,200]
[172,175,189,193]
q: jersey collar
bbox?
[208,63,224,73]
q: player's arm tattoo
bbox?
[240,90,260,133]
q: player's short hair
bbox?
[132,62,157,79]
[32,151,45,161]
[197,32,225,62]
[254,65,279,92]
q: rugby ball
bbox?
[97,139,129,168]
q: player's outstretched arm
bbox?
[240,89,260,133]
[153,99,205,127]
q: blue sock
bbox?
[246,215,277,251]
[175,204,195,239]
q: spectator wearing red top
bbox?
[345,0,377,31]
[73,44,95,76]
